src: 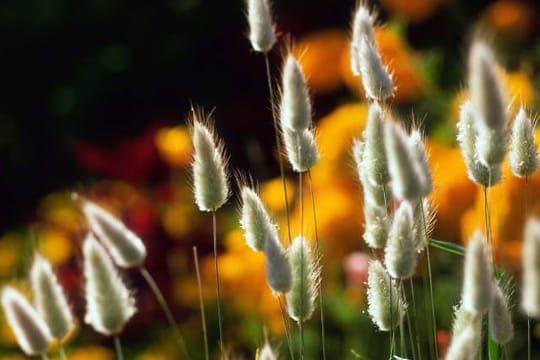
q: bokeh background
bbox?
[1,0,540,358]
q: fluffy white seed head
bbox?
[363,202,390,249]
[462,231,493,315]
[352,139,390,207]
[1,287,52,356]
[476,128,507,168]
[286,236,319,323]
[488,283,514,344]
[457,101,502,187]
[82,201,147,268]
[280,54,312,132]
[385,201,417,279]
[246,0,276,53]
[451,303,480,338]
[240,186,279,252]
[384,121,424,201]
[468,40,507,132]
[191,110,230,212]
[361,103,390,185]
[264,232,292,294]
[83,234,136,336]
[283,128,320,172]
[350,4,376,75]
[357,37,394,101]
[522,217,540,317]
[509,107,539,177]
[445,323,480,360]
[30,255,75,340]
[367,260,406,331]
[409,130,433,196]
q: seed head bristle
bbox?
[282,127,320,172]
[385,201,417,279]
[280,54,312,132]
[363,201,390,249]
[509,107,539,177]
[246,0,277,53]
[30,255,75,340]
[522,217,540,317]
[352,139,390,207]
[408,129,433,197]
[1,287,52,356]
[264,232,292,294]
[83,233,136,336]
[488,282,514,344]
[190,107,230,212]
[462,231,493,315]
[350,3,376,75]
[361,102,390,186]
[240,186,279,252]
[82,201,147,268]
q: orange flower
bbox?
[155,125,193,167]
[340,28,424,103]
[38,228,74,265]
[259,177,296,215]
[381,0,442,23]
[482,0,535,38]
[295,29,348,94]
[0,233,21,277]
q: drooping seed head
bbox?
[1,287,52,356]
[384,121,424,201]
[286,236,319,323]
[82,201,147,268]
[190,108,230,212]
[240,186,279,252]
[246,0,276,53]
[409,129,433,197]
[357,37,394,101]
[283,128,320,172]
[363,202,390,249]
[83,234,136,336]
[457,101,502,187]
[30,255,75,340]
[350,3,376,76]
[488,282,514,344]
[280,54,312,132]
[509,107,539,177]
[522,217,540,317]
[462,231,493,315]
[385,201,417,279]
[366,260,406,331]
[264,232,292,294]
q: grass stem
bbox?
[278,296,296,360]
[59,345,68,360]
[193,246,210,360]
[298,171,305,360]
[307,170,326,360]
[140,267,190,359]
[526,176,531,360]
[264,54,292,245]
[114,336,123,360]
[212,211,224,355]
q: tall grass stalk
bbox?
[193,247,209,360]
[298,170,305,360]
[139,267,190,359]
[114,336,123,360]
[278,296,295,360]
[307,170,326,360]
[420,202,439,359]
[398,281,405,357]
[525,176,531,360]
[59,345,67,360]
[264,55,293,244]
[407,280,420,360]
[212,211,224,354]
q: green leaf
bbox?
[428,239,465,256]
[488,333,500,360]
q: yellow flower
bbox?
[0,233,21,277]
[155,126,193,167]
[67,346,115,360]
[259,177,296,214]
[38,228,73,266]
[295,29,348,94]
[380,0,441,23]
[340,28,424,103]
[482,0,535,38]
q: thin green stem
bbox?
[307,170,326,360]
[526,176,531,360]
[59,345,68,360]
[140,267,190,359]
[298,171,305,360]
[399,281,405,357]
[389,276,395,359]
[278,296,296,360]
[193,247,210,360]
[114,336,123,360]
[408,279,421,360]
[212,211,224,354]
[265,54,292,245]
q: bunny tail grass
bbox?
[139,267,190,359]
[240,185,279,252]
[30,255,75,340]
[1,286,52,356]
[246,0,276,54]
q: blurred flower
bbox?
[259,177,296,214]
[38,228,73,266]
[482,0,535,38]
[0,233,21,277]
[295,29,348,94]
[381,0,442,23]
[343,252,370,288]
[67,346,115,360]
[427,140,477,241]
[155,125,193,167]
[340,28,424,103]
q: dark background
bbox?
[0,0,535,231]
